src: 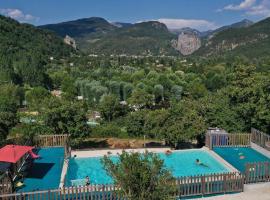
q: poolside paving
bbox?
[193,182,270,200]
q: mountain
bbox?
[0,15,73,86]
[87,21,178,55]
[209,19,254,37]
[41,18,178,55]
[39,16,268,58]
[111,22,133,28]
[39,17,118,51]
[197,17,270,58]
[40,17,117,38]
[170,27,201,36]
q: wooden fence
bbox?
[206,133,251,149]
[251,128,270,151]
[34,134,69,147]
[0,172,244,199]
[0,173,12,196]
[245,162,270,184]
[0,185,123,200]
[176,172,244,197]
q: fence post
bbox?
[223,174,227,193]
[201,176,205,196]
[48,190,51,200]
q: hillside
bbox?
[40,18,178,55]
[197,17,270,58]
[0,15,73,87]
[87,21,178,55]
[39,17,116,38]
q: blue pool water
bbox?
[66,150,229,186]
[18,147,64,192]
[214,147,270,172]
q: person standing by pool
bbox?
[85,176,90,186]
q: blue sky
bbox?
[0,0,269,31]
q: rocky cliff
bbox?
[64,35,77,49]
[173,32,201,55]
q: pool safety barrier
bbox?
[0,172,244,199]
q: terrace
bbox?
[0,128,270,199]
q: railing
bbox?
[207,133,251,149]
[245,162,270,184]
[0,172,244,199]
[34,134,69,147]
[0,173,12,195]
[251,128,270,151]
[0,184,123,200]
[176,172,244,197]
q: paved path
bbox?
[193,182,270,200]
[71,147,171,157]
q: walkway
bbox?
[193,182,270,200]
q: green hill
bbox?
[40,18,178,55]
[39,17,117,38]
[0,15,73,87]
[197,17,270,58]
[86,21,178,55]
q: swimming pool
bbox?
[66,150,229,186]
[17,147,64,192]
[214,147,270,172]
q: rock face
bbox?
[64,35,77,49]
[174,32,201,55]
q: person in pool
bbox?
[85,176,90,186]
[195,159,208,167]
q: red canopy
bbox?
[0,145,34,163]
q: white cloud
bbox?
[150,18,217,31]
[221,0,270,17]
[246,0,270,16]
[0,8,39,22]
[224,0,257,11]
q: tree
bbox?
[25,87,50,111]
[102,151,175,200]
[44,102,90,138]
[144,109,169,138]
[99,94,127,121]
[154,84,164,104]
[125,110,146,137]
[171,85,183,102]
[0,95,18,141]
[163,101,206,148]
[128,89,154,109]
[61,76,78,100]
[122,83,133,101]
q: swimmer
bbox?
[85,176,90,186]
[196,159,208,167]
[165,150,172,155]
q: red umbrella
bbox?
[0,145,34,163]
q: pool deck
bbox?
[251,142,270,159]
[204,147,238,172]
[71,147,171,158]
[193,182,270,200]
[60,158,69,188]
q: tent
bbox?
[0,145,34,163]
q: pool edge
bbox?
[251,142,270,159]
[204,147,239,173]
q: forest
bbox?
[1,51,270,148]
[0,15,270,148]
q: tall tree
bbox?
[102,151,175,200]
